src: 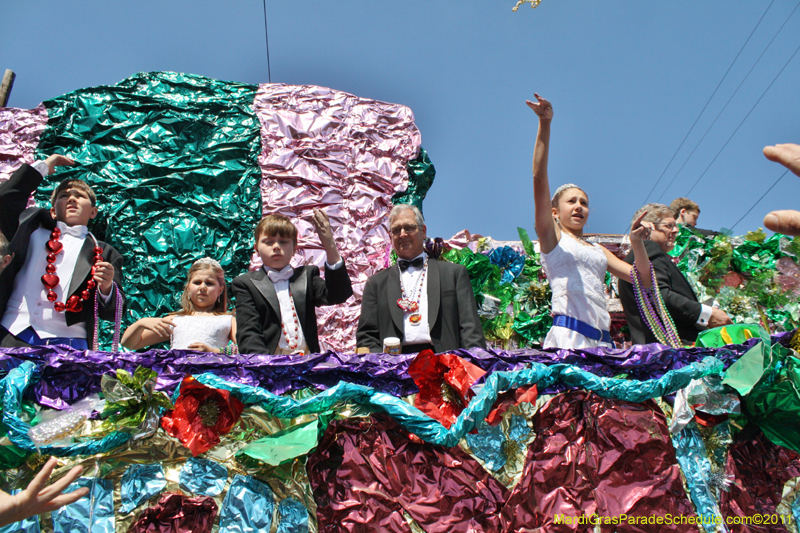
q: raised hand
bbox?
[526,93,553,121]
[311,208,334,247]
[629,210,652,242]
[43,155,75,175]
[0,457,89,528]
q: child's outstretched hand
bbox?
[311,208,342,265]
[0,457,89,528]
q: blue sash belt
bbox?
[17,327,89,350]
[552,315,612,344]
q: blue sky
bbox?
[3,1,799,241]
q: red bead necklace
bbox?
[41,226,104,313]
[281,288,302,351]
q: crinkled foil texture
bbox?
[32,71,263,349]
[0,104,47,207]
[252,84,422,352]
[307,415,509,532]
[501,391,697,532]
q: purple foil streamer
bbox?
[0,104,48,207]
[0,338,770,410]
[251,84,422,353]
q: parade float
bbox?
[1,72,800,532]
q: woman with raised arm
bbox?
[528,93,653,350]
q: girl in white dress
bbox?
[528,93,653,350]
[121,258,237,353]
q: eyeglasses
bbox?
[655,222,678,231]
[390,224,419,236]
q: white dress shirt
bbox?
[2,221,89,339]
[399,253,431,345]
[265,259,343,355]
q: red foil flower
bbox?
[407,349,485,428]
[160,376,244,456]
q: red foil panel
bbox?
[307,414,509,532]
[252,84,422,353]
[127,492,218,533]
[719,430,800,532]
[500,391,697,532]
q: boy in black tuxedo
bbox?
[0,155,125,350]
[232,211,352,355]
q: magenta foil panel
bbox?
[252,84,422,352]
[0,104,48,204]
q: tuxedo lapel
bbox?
[426,259,441,329]
[251,269,281,320]
[68,238,96,297]
[290,268,307,325]
[387,265,404,334]
[666,258,698,301]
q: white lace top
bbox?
[169,314,233,350]
[540,232,612,349]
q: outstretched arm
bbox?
[121,315,174,350]
[0,457,88,528]
[527,94,559,254]
[605,210,654,287]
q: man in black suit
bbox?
[0,156,125,350]
[618,203,731,345]
[356,205,486,354]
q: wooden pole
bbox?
[0,70,16,107]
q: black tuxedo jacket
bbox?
[232,264,353,355]
[356,259,486,353]
[618,240,704,344]
[0,164,126,346]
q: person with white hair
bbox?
[356,204,486,353]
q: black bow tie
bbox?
[398,257,425,271]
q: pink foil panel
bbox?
[253,84,422,352]
[0,104,48,207]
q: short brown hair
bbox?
[254,214,298,245]
[669,197,699,217]
[50,179,97,207]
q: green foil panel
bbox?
[34,72,262,348]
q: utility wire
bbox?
[655,0,800,203]
[729,169,788,231]
[636,0,776,209]
[263,0,272,83]
[685,41,800,197]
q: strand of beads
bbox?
[41,227,103,313]
[632,263,682,348]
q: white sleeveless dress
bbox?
[169,314,233,350]
[540,233,613,350]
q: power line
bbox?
[729,169,788,231]
[636,0,776,209]
[655,0,800,203]
[262,0,272,83]
[685,40,800,196]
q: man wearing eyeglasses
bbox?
[618,203,732,345]
[356,204,486,353]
